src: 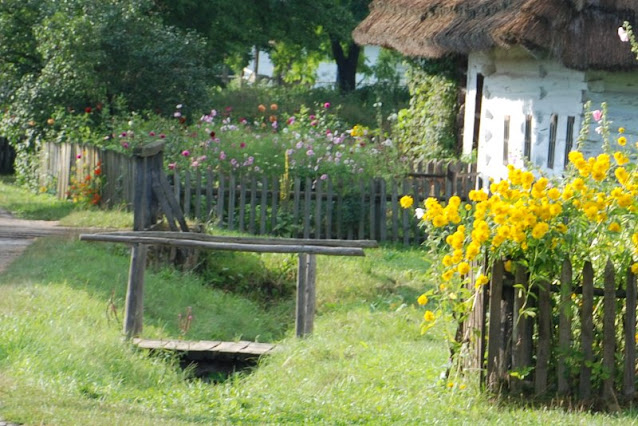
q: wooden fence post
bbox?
[624,267,637,398]
[579,261,594,400]
[535,280,551,396]
[295,253,308,337]
[602,260,616,404]
[487,260,504,391]
[558,259,573,395]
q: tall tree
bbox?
[152,0,372,92]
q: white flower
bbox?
[415,208,425,219]
[618,27,630,43]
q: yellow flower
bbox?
[631,263,638,274]
[417,294,429,306]
[547,188,561,200]
[475,274,489,288]
[439,283,447,291]
[619,127,625,133]
[400,195,414,209]
[531,222,549,239]
[441,269,455,281]
[608,222,621,233]
[618,136,627,146]
[614,151,630,166]
[424,310,435,321]
[504,260,512,272]
[457,262,471,275]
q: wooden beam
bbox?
[92,231,378,248]
[80,234,366,257]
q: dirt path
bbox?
[0,208,79,275]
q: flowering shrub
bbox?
[67,159,103,207]
[405,108,637,353]
[103,101,406,184]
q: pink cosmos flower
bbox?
[324,102,331,109]
[160,133,166,139]
[310,120,318,127]
[149,131,155,136]
[76,154,82,159]
[240,142,246,148]
[220,151,226,160]
[320,174,328,180]
[121,141,129,149]
[619,27,630,42]
[181,150,190,157]
[592,110,603,122]
[168,163,176,170]
[306,149,315,156]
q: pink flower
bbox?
[76,154,82,159]
[121,142,129,149]
[159,133,166,139]
[149,131,155,136]
[240,142,246,148]
[181,150,190,157]
[306,149,315,156]
[309,114,316,120]
[323,102,330,109]
[310,120,317,127]
[592,110,603,122]
[220,151,226,160]
[287,116,296,125]
[174,111,182,118]
[618,27,630,42]
[168,162,176,170]
[120,132,127,137]
[191,160,199,168]
[320,174,328,180]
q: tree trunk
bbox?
[331,39,360,93]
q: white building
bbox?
[354,0,638,182]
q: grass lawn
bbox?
[0,181,636,424]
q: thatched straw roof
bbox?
[353,0,638,70]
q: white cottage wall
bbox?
[464,49,587,184]
[584,71,638,157]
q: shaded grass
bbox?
[0,177,132,227]
[0,176,75,220]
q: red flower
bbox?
[210,131,216,138]
[85,107,92,114]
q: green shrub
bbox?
[394,57,461,164]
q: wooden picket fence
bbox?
[167,160,477,243]
[39,142,135,207]
[462,258,637,404]
[38,142,478,243]
[0,137,15,174]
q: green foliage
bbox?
[0,0,213,188]
[0,232,635,423]
[394,57,460,163]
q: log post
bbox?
[295,253,308,337]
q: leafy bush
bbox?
[394,57,460,164]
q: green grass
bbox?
[1,182,638,424]
[0,176,132,227]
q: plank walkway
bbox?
[132,338,277,359]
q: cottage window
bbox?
[524,115,532,161]
[503,116,510,165]
[547,114,558,169]
[564,116,575,168]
